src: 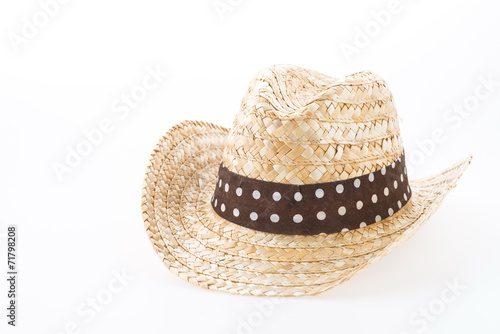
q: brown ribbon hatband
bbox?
[211,154,411,235]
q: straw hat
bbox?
[141,64,471,297]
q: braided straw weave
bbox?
[224,65,402,184]
[141,65,472,296]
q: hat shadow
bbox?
[315,229,450,300]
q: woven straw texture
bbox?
[224,65,403,184]
[141,65,472,296]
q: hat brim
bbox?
[141,120,472,296]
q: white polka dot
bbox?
[356,200,363,210]
[407,185,410,193]
[341,228,349,232]
[404,167,407,175]
[360,222,367,228]
[221,203,226,212]
[233,208,240,217]
[375,215,382,222]
[218,179,222,187]
[336,184,344,194]
[372,194,378,203]
[294,192,303,201]
[393,180,398,189]
[211,195,214,202]
[384,187,389,196]
[270,214,279,223]
[338,206,346,216]
[369,173,374,182]
[224,183,229,192]
[404,193,408,201]
[236,187,242,196]
[400,174,404,182]
[315,188,324,198]
[250,212,258,221]
[354,179,361,188]
[293,214,303,223]
[398,200,402,209]
[272,192,281,201]
[388,208,394,216]
[214,199,217,207]
[391,162,396,168]
[317,211,326,220]
[252,190,261,199]
[381,167,386,175]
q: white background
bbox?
[1,0,499,333]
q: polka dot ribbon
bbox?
[211,154,412,235]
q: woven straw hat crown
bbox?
[222,65,403,185]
